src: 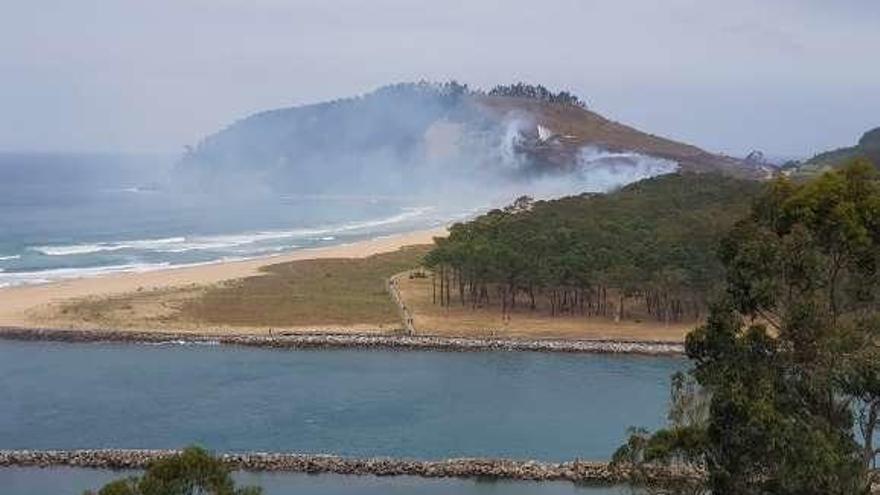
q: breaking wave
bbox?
[0,205,439,288]
[30,207,434,258]
[33,237,187,256]
[0,262,173,288]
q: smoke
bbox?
[172,84,682,217]
[571,146,679,191]
[1,86,685,286]
[495,115,534,170]
[403,113,680,207]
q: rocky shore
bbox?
[0,326,683,354]
[0,449,697,485]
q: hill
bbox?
[476,93,744,175]
[422,172,763,325]
[787,126,880,176]
[175,82,757,195]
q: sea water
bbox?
[0,153,457,287]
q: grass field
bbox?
[44,241,693,342]
[180,245,430,328]
[49,245,431,333]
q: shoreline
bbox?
[0,449,698,485]
[0,227,446,329]
[0,327,684,354]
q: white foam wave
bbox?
[0,255,20,261]
[0,262,172,287]
[29,207,433,257]
[33,237,186,256]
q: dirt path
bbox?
[387,270,416,335]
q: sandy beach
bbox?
[0,224,691,344]
[0,227,446,329]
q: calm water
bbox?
[0,467,628,495]
[0,340,682,461]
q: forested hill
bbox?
[175,82,755,194]
[787,126,880,176]
[423,173,762,323]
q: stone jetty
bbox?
[0,449,697,485]
[0,327,684,355]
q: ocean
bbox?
[0,153,458,287]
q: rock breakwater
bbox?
[0,449,696,485]
[0,327,684,354]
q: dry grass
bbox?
[399,275,695,342]
[475,95,745,175]
[46,284,203,331]
[48,246,431,333]
[179,246,430,328]
[43,242,695,342]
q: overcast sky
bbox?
[2,0,879,158]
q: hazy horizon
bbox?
[2,0,879,158]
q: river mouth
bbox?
[0,340,682,461]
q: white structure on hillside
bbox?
[537,124,554,142]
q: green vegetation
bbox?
[423,173,761,324]
[788,127,880,176]
[84,446,261,495]
[614,159,880,494]
[55,246,429,331]
[488,82,587,108]
[179,246,430,328]
[178,81,749,195]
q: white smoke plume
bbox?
[572,146,679,192]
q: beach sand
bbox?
[0,225,691,343]
[0,227,446,330]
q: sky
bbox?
[2,0,879,158]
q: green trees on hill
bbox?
[423,173,761,323]
[615,159,880,494]
[791,128,880,175]
[488,82,587,107]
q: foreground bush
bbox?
[84,446,262,495]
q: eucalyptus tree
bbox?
[618,160,880,494]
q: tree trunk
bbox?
[439,268,445,307]
[616,293,624,322]
[862,400,879,470]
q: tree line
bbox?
[488,82,587,108]
[423,173,762,323]
[614,159,880,494]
